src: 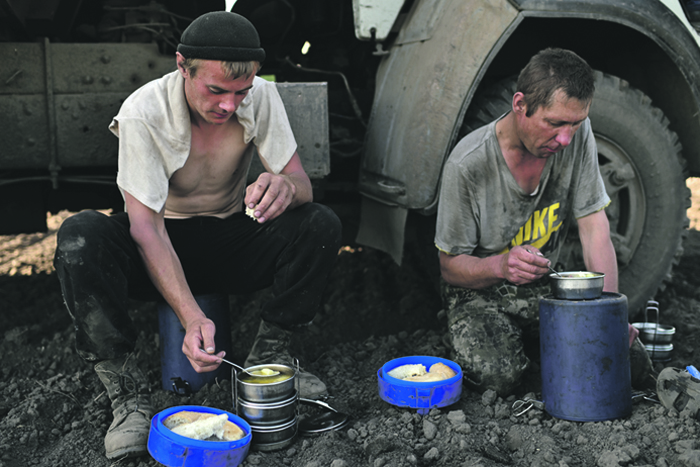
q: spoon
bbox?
[199,349,280,377]
[526,248,562,277]
[220,357,281,378]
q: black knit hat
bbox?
[178,11,265,63]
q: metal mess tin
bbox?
[232,362,300,452]
[645,343,674,361]
[549,271,605,300]
[633,301,675,345]
[247,416,298,452]
[634,322,676,345]
[236,391,298,426]
[236,364,296,403]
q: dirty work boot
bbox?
[629,337,655,390]
[657,367,700,417]
[94,354,154,459]
[245,320,328,400]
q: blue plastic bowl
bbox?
[148,405,252,467]
[378,356,462,414]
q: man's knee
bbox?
[55,210,127,273]
[293,203,342,253]
[454,331,529,396]
[447,303,530,396]
[55,211,105,263]
[467,357,528,396]
[305,203,341,238]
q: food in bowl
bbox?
[387,363,426,379]
[388,362,457,382]
[163,411,245,441]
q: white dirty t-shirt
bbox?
[109,71,296,215]
[435,115,609,267]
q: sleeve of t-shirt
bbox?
[113,117,189,213]
[571,120,611,219]
[111,71,191,213]
[237,78,297,174]
[435,155,481,256]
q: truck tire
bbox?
[461,71,690,316]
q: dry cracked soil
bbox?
[1,178,700,467]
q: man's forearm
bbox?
[582,238,618,292]
[286,171,313,208]
[440,252,505,289]
[578,210,618,292]
[131,225,204,327]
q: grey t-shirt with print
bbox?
[435,114,609,267]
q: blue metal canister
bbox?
[539,292,631,421]
[158,294,232,393]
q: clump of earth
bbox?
[1,182,700,467]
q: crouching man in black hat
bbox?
[53,11,341,459]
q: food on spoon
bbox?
[387,363,427,380]
[163,411,244,441]
[251,367,277,376]
[404,362,457,382]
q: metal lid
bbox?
[298,411,350,434]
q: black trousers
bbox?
[53,203,342,362]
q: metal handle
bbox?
[644,303,660,324]
[512,398,544,417]
[377,180,405,195]
[299,397,339,413]
[232,366,239,415]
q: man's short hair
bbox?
[517,48,595,117]
[179,57,260,80]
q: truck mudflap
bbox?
[356,195,408,264]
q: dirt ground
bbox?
[1,179,700,467]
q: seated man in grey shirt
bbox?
[435,48,649,396]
